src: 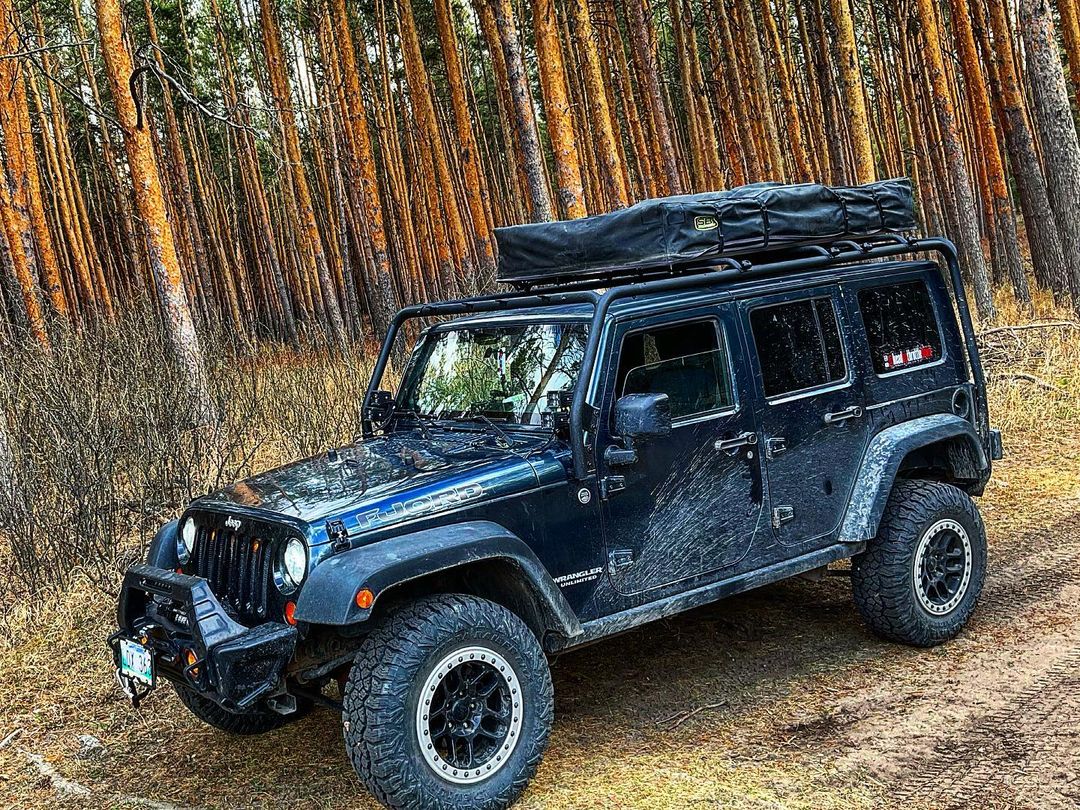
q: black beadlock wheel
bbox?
[342,594,553,810]
[172,684,309,735]
[851,480,987,647]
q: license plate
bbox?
[119,639,154,686]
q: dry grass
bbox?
[0,288,1078,809]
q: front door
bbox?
[743,289,869,547]
[599,307,765,596]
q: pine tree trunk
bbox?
[568,0,630,206]
[257,0,347,344]
[947,0,1030,303]
[623,0,682,194]
[432,0,498,269]
[1018,0,1080,307]
[532,0,586,217]
[913,0,995,319]
[482,0,554,221]
[760,0,812,180]
[828,0,875,183]
[330,0,400,333]
[95,0,214,421]
[982,0,1070,299]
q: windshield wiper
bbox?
[391,408,435,441]
[454,411,515,448]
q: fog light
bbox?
[355,588,374,609]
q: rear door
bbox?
[743,287,869,548]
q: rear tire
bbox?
[852,480,986,647]
[173,684,309,735]
[342,594,553,810]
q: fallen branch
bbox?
[978,320,1080,338]
[0,727,23,749]
[993,372,1066,394]
[657,700,728,730]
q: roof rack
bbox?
[363,236,988,483]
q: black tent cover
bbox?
[494,178,915,285]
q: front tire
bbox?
[852,480,987,647]
[343,594,553,810]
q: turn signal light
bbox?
[355,588,374,610]
[184,649,200,677]
[284,601,297,625]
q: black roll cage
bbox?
[362,235,988,481]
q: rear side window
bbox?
[617,319,734,420]
[750,297,847,398]
[858,280,943,374]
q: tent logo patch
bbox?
[694,215,719,231]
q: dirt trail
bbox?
[4,501,1080,809]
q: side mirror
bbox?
[614,393,671,442]
[368,390,396,423]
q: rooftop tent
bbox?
[494,178,916,286]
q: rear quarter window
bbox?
[749,297,847,398]
[858,280,943,374]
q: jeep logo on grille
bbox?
[224,516,242,531]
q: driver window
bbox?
[616,319,734,420]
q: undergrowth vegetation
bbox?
[0,307,375,608]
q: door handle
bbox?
[714,431,758,453]
[824,405,864,424]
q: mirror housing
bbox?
[614,393,671,442]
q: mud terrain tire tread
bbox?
[852,480,986,647]
[342,594,553,810]
[173,683,307,735]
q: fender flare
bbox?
[838,414,988,545]
[146,519,180,569]
[293,520,583,639]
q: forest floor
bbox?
[1,300,1078,810]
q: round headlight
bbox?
[281,538,307,588]
[178,518,197,564]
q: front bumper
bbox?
[109,564,297,712]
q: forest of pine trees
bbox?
[2,0,1080,378]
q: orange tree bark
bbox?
[532,0,586,217]
[947,0,1029,303]
[568,0,630,207]
[480,0,553,221]
[760,0,812,180]
[432,0,498,267]
[828,0,875,183]
[330,0,400,333]
[94,0,214,418]
[257,0,347,344]
[982,0,1072,300]
[1018,0,1080,307]
[0,0,48,346]
[623,0,682,194]
[913,0,995,319]
[1,31,65,321]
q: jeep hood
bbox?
[195,429,547,535]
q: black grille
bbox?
[189,525,277,622]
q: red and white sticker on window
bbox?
[882,345,934,370]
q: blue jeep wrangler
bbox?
[112,180,1001,809]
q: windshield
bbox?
[397,322,589,426]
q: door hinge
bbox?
[600,475,626,499]
[609,548,634,573]
[765,436,787,459]
[772,505,795,529]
